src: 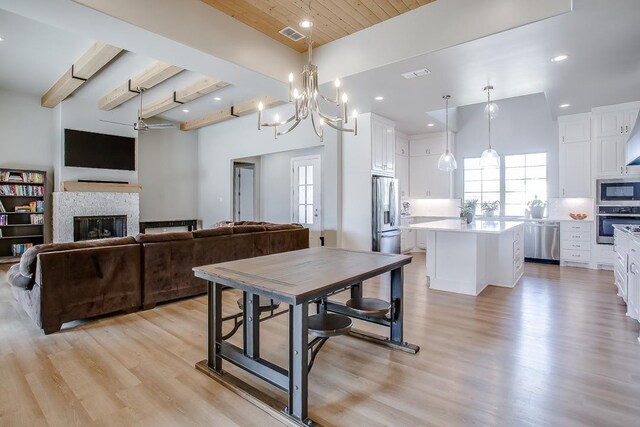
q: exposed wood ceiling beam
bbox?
[141,77,229,119]
[180,96,283,131]
[98,61,183,111]
[41,42,122,108]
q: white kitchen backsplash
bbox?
[546,198,594,220]
[407,198,461,217]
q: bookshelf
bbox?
[0,168,46,263]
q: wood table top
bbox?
[193,247,412,304]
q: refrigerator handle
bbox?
[389,180,396,227]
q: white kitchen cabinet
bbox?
[410,134,447,156]
[559,141,591,197]
[396,134,409,156]
[560,221,592,266]
[371,116,395,176]
[596,108,639,137]
[628,239,640,322]
[559,117,591,143]
[595,136,640,177]
[408,132,454,199]
[400,217,415,253]
[396,154,409,199]
[593,102,640,178]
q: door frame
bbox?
[290,155,322,242]
[233,162,256,221]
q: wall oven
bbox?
[596,205,640,244]
[597,179,640,205]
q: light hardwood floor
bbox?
[1,254,639,426]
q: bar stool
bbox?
[236,296,281,313]
[345,297,391,317]
[307,312,352,372]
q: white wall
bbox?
[259,147,322,224]
[0,88,56,240]
[454,93,559,199]
[197,103,341,245]
[138,122,199,221]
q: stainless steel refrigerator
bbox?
[372,176,401,254]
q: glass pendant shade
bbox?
[438,149,458,171]
[437,94,457,171]
[480,148,500,168]
[484,102,499,119]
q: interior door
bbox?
[292,156,322,247]
[233,163,255,221]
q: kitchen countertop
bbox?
[410,219,524,234]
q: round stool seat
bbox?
[236,296,281,313]
[345,297,391,317]
[308,313,352,338]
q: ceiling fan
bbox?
[100,86,175,131]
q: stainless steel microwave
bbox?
[597,179,640,205]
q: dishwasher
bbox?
[524,221,560,264]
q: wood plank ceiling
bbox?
[201,0,436,52]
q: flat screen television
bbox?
[64,129,136,171]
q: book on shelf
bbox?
[0,214,7,225]
[11,243,33,256]
[0,199,5,212]
[0,229,2,238]
[29,200,44,212]
[0,184,45,197]
[30,214,44,225]
[0,171,44,184]
[14,205,32,213]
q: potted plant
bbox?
[481,200,500,217]
[528,196,547,219]
[460,199,478,224]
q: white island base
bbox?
[411,220,525,296]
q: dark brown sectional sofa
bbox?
[7,222,308,334]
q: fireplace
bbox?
[74,215,127,241]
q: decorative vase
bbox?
[484,210,495,218]
[465,212,474,224]
[530,206,545,219]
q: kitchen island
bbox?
[410,219,525,296]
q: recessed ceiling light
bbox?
[213,97,221,101]
[559,103,570,108]
[299,20,313,28]
[375,96,384,101]
[427,123,435,127]
[551,54,568,62]
[0,36,4,42]
[182,109,190,113]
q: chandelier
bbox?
[257,28,357,141]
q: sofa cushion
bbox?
[232,225,267,234]
[135,232,193,243]
[192,227,234,238]
[19,236,137,278]
[264,223,304,231]
[7,263,31,289]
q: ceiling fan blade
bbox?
[100,119,132,127]
[147,123,175,129]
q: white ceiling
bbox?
[0,0,638,133]
[330,0,640,134]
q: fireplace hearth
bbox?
[74,215,127,241]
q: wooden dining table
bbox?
[193,247,418,426]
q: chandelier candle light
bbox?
[257,32,357,141]
[480,85,500,169]
[438,94,457,171]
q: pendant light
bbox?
[438,95,457,171]
[480,85,500,169]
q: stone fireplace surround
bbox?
[53,192,139,243]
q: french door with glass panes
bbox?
[291,155,321,246]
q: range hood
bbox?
[626,113,640,165]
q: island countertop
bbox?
[410,219,525,234]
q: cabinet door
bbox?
[596,136,625,177]
[371,120,385,173]
[384,126,395,174]
[625,108,639,135]
[410,136,446,156]
[560,119,590,143]
[396,135,409,155]
[396,154,409,199]
[559,141,591,197]
[597,112,625,137]
[424,155,452,198]
[416,229,426,249]
[409,155,429,198]
[406,228,415,252]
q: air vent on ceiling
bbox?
[279,26,306,42]
[402,68,432,79]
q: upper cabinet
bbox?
[396,134,409,156]
[408,132,454,199]
[559,114,591,198]
[593,102,640,178]
[371,115,395,176]
[395,133,409,199]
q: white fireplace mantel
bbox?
[53,192,140,243]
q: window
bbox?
[504,153,547,216]
[463,157,500,215]
[296,165,314,225]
